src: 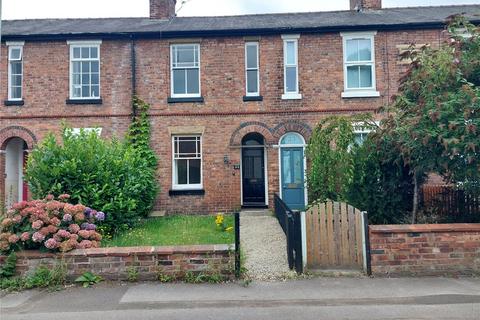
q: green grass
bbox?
[102,215,234,247]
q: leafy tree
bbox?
[380,16,480,221]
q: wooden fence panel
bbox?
[306,200,365,270]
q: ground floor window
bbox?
[172,135,202,190]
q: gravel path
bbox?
[240,211,294,281]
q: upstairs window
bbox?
[171,44,200,98]
[172,136,202,190]
[245,42,259,96]
[341,32,379,98]
[8,43,24,101]
[282,34,301,100]
[68,41,101,100]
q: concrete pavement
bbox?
[1,277,480,319]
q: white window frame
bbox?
[245,42,260,97]
[67,40,102,100]
[7,42,25,101]
[171,135,203,190]
[341,32,380,98]
[352,121,380,146]
[281,34,302,100]
[170,44,201,98]
[71,128,103,136]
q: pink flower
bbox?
[48,225,59,234]
[74,213,85,222]
[78,230,91,239]
[20,232,30,242]
[39,227,51,236]
[32,220,44,230]
[50,217,61,226]
[0,241,10,251]
[1,218,13,227]
[56,229,71,239]
[69,234,79,241]
[58,194,71,201]
[8,234,19,244]
[44,238,59,250]
[32,232,45,243]
[12,201,28,210]
[45,194,54,201]
[12,215,22,223]
[68,224,80,234]
[62,214,73,222]
[77,240,93,249]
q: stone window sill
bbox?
[281,93,302,100]
[243,95,263,102]
[4,100,24,106]
[167,97,204,104]
[66,98,103,105]
[341,91,380,98]
[169,189,205,196]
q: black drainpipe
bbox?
[130,35,137,119]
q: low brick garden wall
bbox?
[369,224,480,276]
[0,244,235,281]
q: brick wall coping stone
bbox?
[370,223,480,234]
[7,244,234,259]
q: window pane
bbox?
[281,133,303,145]
[73,47,81,59]
[358,39,372,61]
[90,47,98,59]
[286,66,297,92]
[176,159,188,184]
[354,133,366,145]
[12,74,22,86]
[246,44,258,69]
[81,47,90,59]
[9,48,22,60]
[73,74,81,85]
[174,45,197,67]
[247,70,258,94]
[286,41,295,65]
[347,66,360,88]
[91,85,100,97]
[173,69,186,94]
[11,62,22,75]
[91,61,99,73]
[82,73,90,85]
[189,159,201,184]
[186,69,200,94]
[81,86,90,97]
[11,87,22,99]
[359,65,372,88]
[178,139,197,156]
[82,61,90,73]
[91,73,99,85]
[346,39,358,62]
[72,61,80,73]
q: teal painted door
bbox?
[281,147,305,210]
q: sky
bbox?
[2,0,480,20]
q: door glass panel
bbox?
[282,150,292,184]
[293,150,303,184]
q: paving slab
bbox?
[0,290,40,309]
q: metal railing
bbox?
[274,194,303,274]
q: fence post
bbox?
[285,211,294,270]
[361,211,371,276]
[300,211,307,269]
[293,210,303,274]
[234,212,241,279]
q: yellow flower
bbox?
[225,226,233,232]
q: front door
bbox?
[242,147,265,205]
[281,147,305,210]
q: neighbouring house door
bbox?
[242,147,265,205]
[281,147,305,210]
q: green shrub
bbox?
[0,252,17,279]
[26,127,157,235]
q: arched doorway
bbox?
[4,137,28,208]
[241,132,267,207]
[279,132,306,210]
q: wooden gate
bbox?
[305,201,367,270]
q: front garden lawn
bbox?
[102,215,234,247]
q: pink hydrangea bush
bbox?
[0,194,105,253]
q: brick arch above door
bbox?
[0,126,37,151]
[229,121,275,147]
[272,120,312,143]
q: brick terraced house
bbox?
[1,0,479,214]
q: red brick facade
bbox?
[369,224,480,276]
[0,5,451,214]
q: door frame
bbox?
[240,144,269,207]
[277,132,308,209]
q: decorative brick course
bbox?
[0,244,234,281]
[369,224,480,276]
